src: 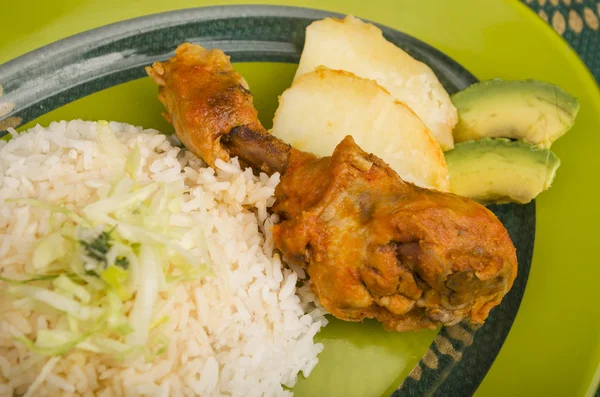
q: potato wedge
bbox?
[271,67,450,191]
[295,15,457,150]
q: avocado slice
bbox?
[451,79,579,148]
[445,138,560,204]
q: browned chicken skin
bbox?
[146,43,518,331]
[273,137,516,330]
[146,44,313,174]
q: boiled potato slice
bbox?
[271,67,450,192]
[295,15,457,151]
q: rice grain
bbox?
[0,120,327,397]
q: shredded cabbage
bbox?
[32,232,69,270]
[126,144,142,178]
[2,123,209,361]
[97,121,126,184]
[127,245,160,346]
[16,330,90,356]
[0,274,63,284]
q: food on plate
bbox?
[271,136,517,331]
[294,15,458,150]
[145,43,314,175]
[4,14,578,395]
[445,138,560,204]
[0,121,326,396]
[147,43,518,332]
[288,14,578,204]
[451,79,580,148]
[447,78,577,204]
[147,45,258,168]
[270,66,450,191]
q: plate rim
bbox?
[0,4,477,134]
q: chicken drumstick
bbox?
[146,43,517,331]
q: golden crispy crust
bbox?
[273,136,517,330]
[146,43,262,166]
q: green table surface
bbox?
[1,1,599,396]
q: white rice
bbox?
[0,120,327,397]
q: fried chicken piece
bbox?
[273,136,516,330]
[147,43,518,331]
[147,43,313,174]
[146,44,266,168]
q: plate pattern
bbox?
[524,0,600,82]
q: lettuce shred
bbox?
[2,123,209,360]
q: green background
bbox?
[1,1,599,396]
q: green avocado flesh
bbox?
[445,138,561,204]
[451,79,579,148]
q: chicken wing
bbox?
[146,43,518,331]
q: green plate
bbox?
[0,6,535,396]
[0,1,599,397]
